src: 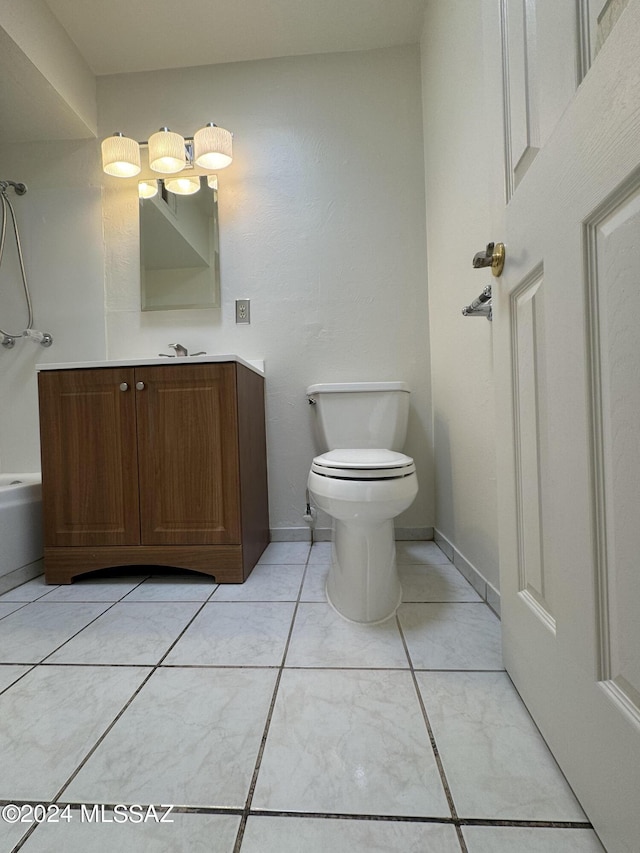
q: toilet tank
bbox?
[306,382,410,451]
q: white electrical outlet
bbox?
[235,299,250,324]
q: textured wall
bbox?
[0,139,106,471]
[420,1,504,588]
[98,46,434,537]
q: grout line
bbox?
[45,595,213,801]
[395,612,469,853]
[231,551,311,852]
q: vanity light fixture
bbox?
[101,123,233,179]
[101,132,141,177]
[194,123,233,170]
[164,176,200,195]
[207,175,218,190]
[138,179,158,199]
[148,128,186,174]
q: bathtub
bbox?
[0,474,44,595]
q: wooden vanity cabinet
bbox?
[38,361,269,584]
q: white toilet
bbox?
[306,382,418,623]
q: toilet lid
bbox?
[311,449,416,480]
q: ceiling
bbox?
[44,0,427,76]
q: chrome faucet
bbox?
[158,343,206,358]
[169,343,188,357]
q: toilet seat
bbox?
[311,449,416,480]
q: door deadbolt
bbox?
[472,242,505,277]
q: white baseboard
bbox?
[433,529,500,618]
[270,526,435,544]
[0,558,44,596]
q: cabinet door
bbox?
[38,368,141,547]
[135,363,241,545]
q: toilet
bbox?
[306,382,418,623]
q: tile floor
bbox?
[0,541,606,852]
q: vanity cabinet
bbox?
[37,361,269,584]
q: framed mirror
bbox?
[140,177,220,311]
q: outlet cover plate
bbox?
[235,299,250,324]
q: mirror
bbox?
[140,177,220,311]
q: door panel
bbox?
[501,0,580,198]
[586,180,640,719]
[38,368,140,547]
[496,1,640,850]
[136,363,241,545]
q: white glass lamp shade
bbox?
[101,133,141,177]
[138,179,158,199]
[148,128,186,174]
[164,176,200,195]
[194,123,233,169]
[206,175,218,190]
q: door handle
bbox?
[119,382,129,391]
[136,381,145,391]
[472,242,505,277]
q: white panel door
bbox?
[495,2,640,851]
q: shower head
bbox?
[0,181,27,196]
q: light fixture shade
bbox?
[148,128,186,174]
[164,176,200,195]
[194,123,233,169]
[138,179,158,199]
[206,175,218,190]
[101,133,141,177]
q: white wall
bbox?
[98,46,434,537]
[421,1,505,589]
[0,139,106,471]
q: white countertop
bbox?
[37,354,265,376]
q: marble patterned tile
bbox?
[299,563,329,602]
[211,564,304,601]
[307,542,332,564]
[253,669,449,817]
[416,672,587,821]
[462,826,606,852]
[286,603,409,668]
[0,575,57,602]
[39,576,149,602]
[164,602,295,666]
[399,603,503,670]
[0,818,32,851]
[0,663,32,693]
[0,601,26,619]
[396,541,451,565]
[0,665,150,801]
[399,563,482,602]
[0,602,112,663]
[46,602,202,665]
[64,667,277,808]
[258,542,310,565]
[123,575,217,602]
[241,815,461,852]
[21,811,240,852]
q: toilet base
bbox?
[325,518,402,623]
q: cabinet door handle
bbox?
[119,382,129,392]
[136,381,145,391]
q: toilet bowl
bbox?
[308,448,418,623]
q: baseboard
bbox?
[0,558,44,596]
[433,529,501,618]
[270,526,435,544]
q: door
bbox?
[495,2,640,851]
[136,363,241,545]
[38,368,140,546]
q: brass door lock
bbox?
[472,242,505,277]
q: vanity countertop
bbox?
[36,354,265,376]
